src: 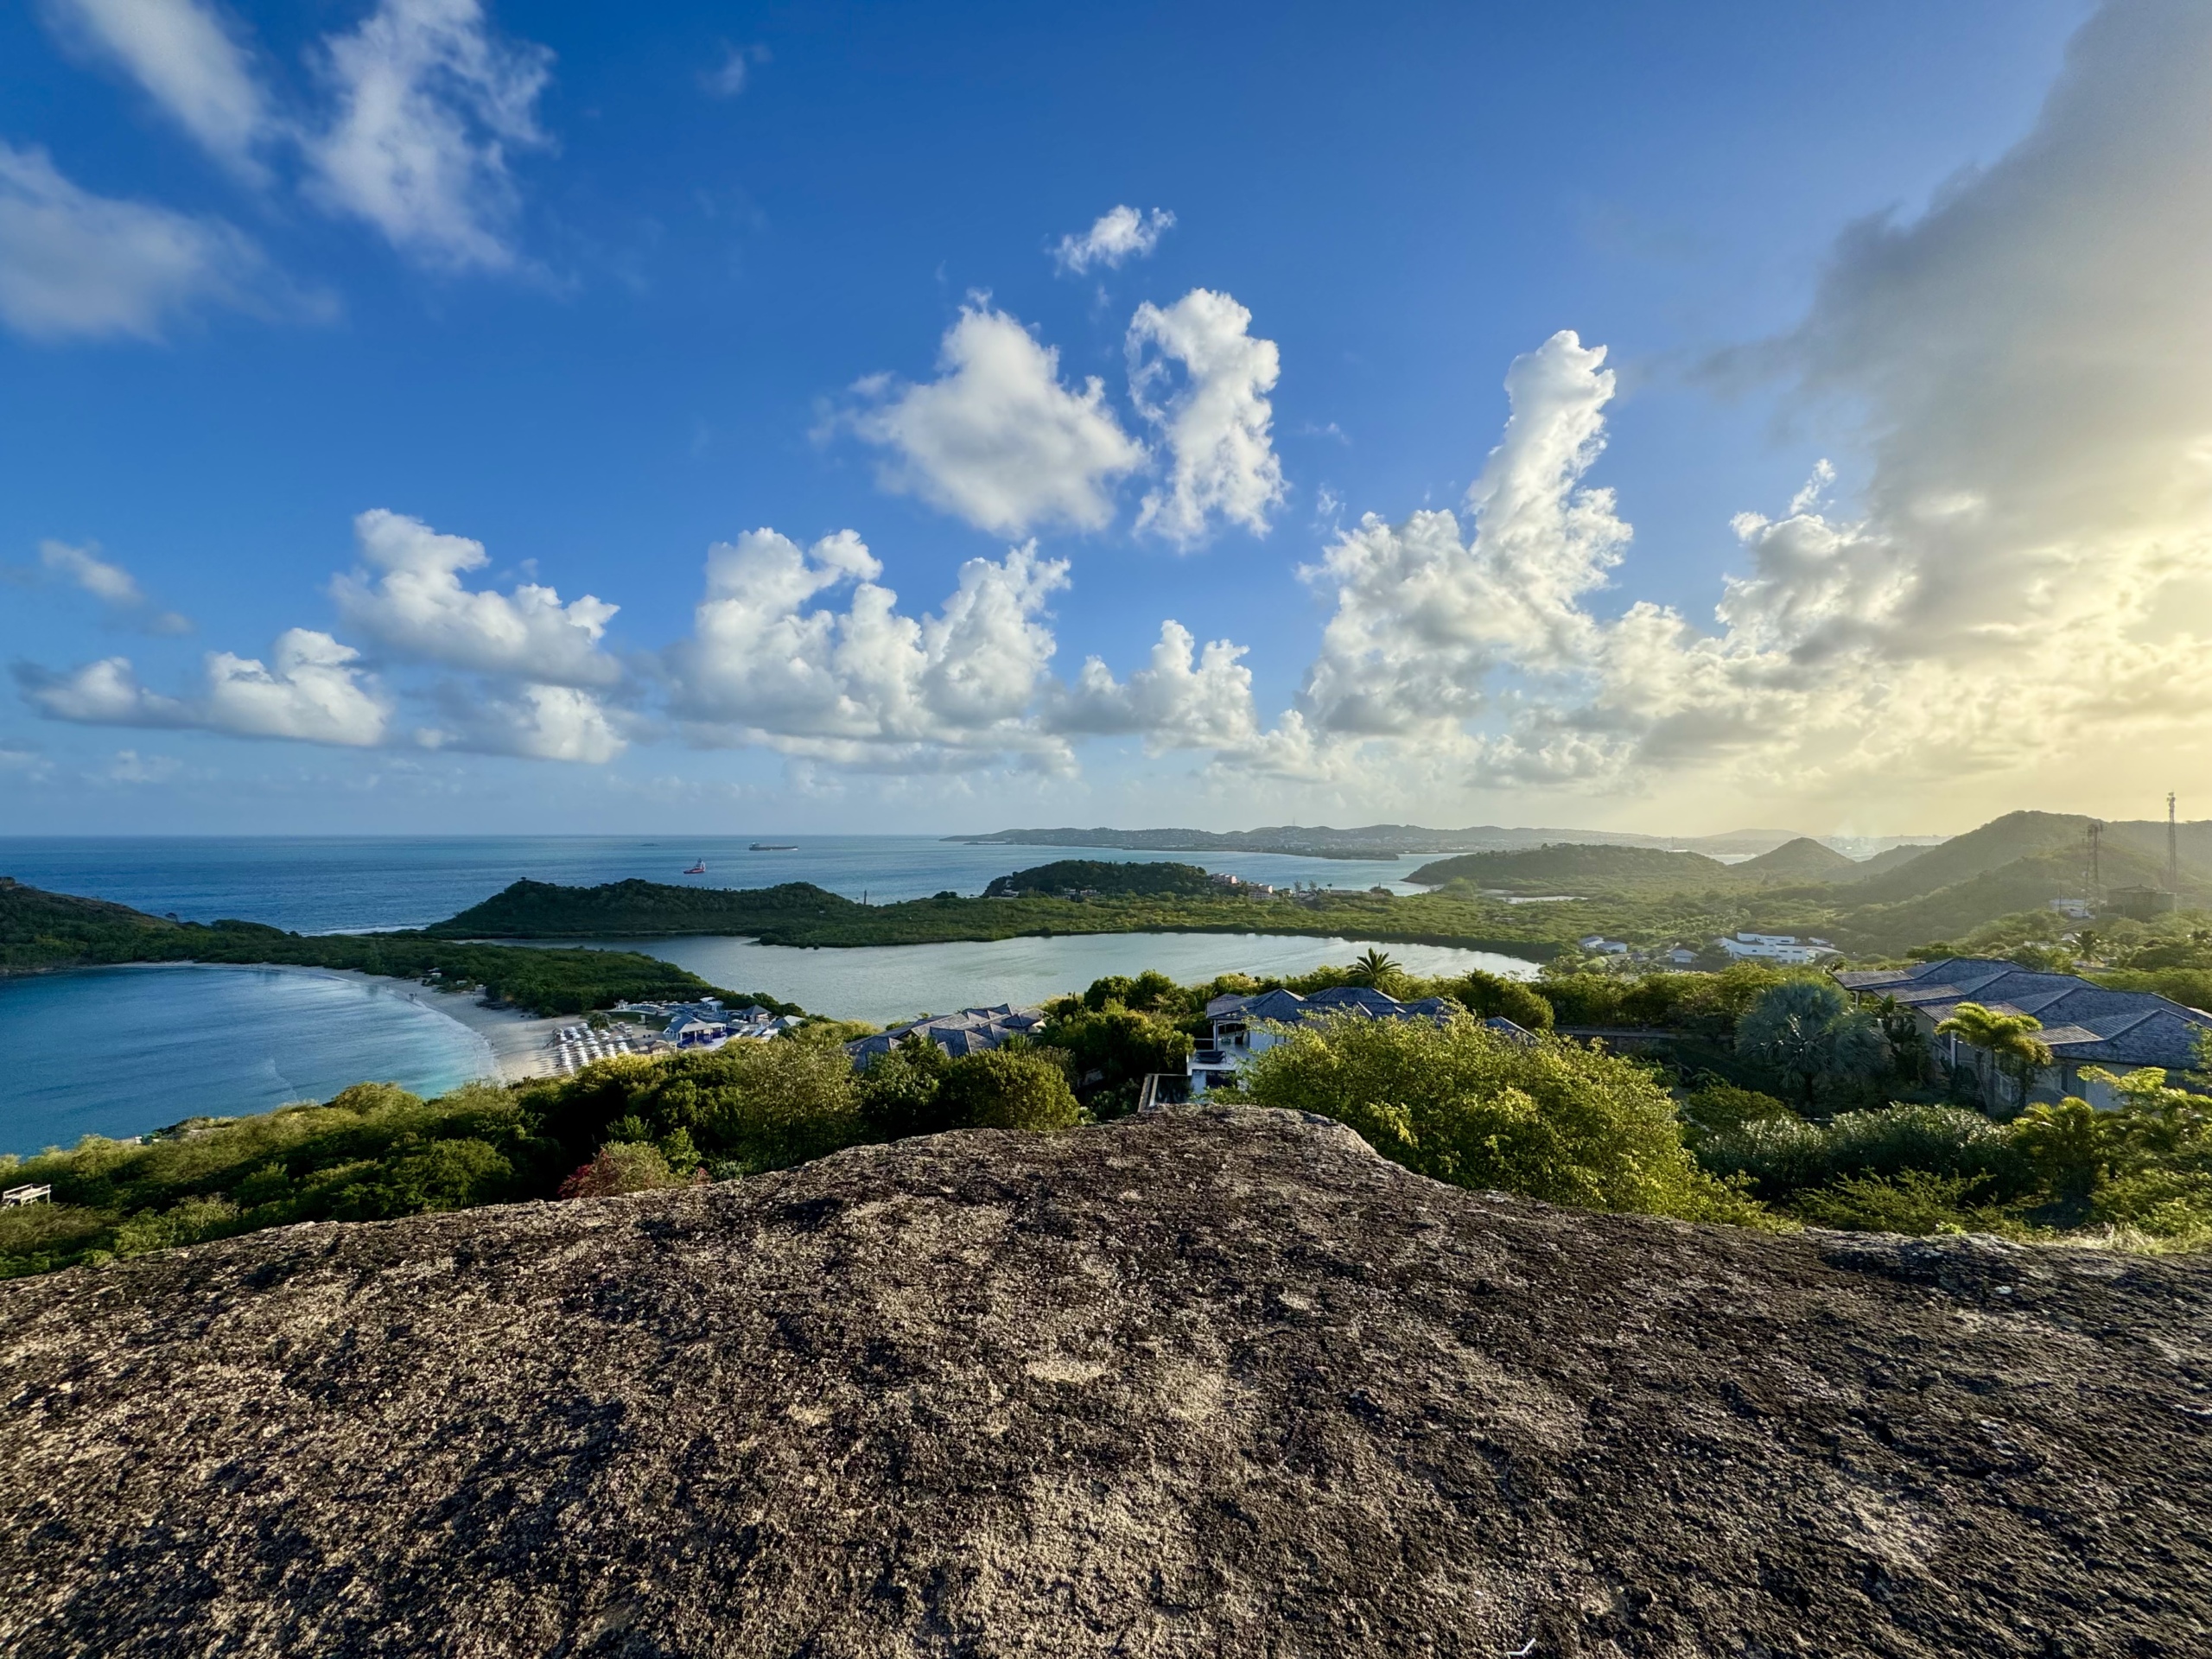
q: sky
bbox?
[8,0,2206,839]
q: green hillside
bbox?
[432,879,868,939]
[982,861,1215,899]
[2101,817,2212,878]
[1845,810,2092,903]
[1731,837,1858,882]
[1407,844,1728,892]
[0,879,773,1017]
[1829,845,2176,951]
[1830,843,1933,883]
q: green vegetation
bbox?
[0,879,793,1017]
[0,1032,1085,1277]
[1690,1066,2212,1249]
[981,860,1215,899]
[1733,980,1890,1108]
[1222,1012,1769,1225]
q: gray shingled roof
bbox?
[1836,957,2212,1073]
[845,1005,1047,1068]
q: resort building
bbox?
[845,1005,1049,1069]
[1834,957,2212,1109]
[1719,932,1839,964]
[1185,986,1531,1096]
[660,1003,804,1052]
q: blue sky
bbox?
[16,0,2209,838]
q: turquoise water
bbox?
[0,835,1428,936]
[600,931,1541,1027]
[0,965,497,1155]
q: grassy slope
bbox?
[0,880,781,1017]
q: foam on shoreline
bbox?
[310,968,565,1083]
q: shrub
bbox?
[1227,1012,1767,1225]
[1697,1103,2037,1205]
[1680,1084,1795,1141]
[1446,969,1554,1031]
[2089,1168,2212,1242]
[938,1046,1082,1133]
[522,1040,864,1176]
[1040,1004,1192,1116]
[558,1141,683,1198]
[111,1196,243,1256]
[856,1033,957,1141]
[1793,1170,1993,1236]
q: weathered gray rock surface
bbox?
[2,1107,2208,1656]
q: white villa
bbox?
[1719,932,1839,964]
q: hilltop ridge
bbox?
[2,1108,2202,1656]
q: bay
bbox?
[0,835,1429,937]
[0,965,498,1155]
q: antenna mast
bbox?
[2170,792,2181,893]
[2087,819,2104,897]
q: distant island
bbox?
[949,822,1881,860]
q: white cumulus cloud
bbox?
[42,0,271,175]
[668,527,1072,766]
[17,629,391,747]
[420,681,626,763]
[0,143,268,341]
[304,0,554,271]
[1128,289,1286,546]
[332,508,619,686]
[1053,205,1173,275]
[1049,621,1260,753]
[1292,329,1627,742]
[846,305,1146,536]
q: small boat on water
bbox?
[682,860,708,875]
[749,842,798,851]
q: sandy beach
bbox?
[308,969,568,1083]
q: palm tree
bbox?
[1935,1002,2053,1114]
[1349,948,1401,989]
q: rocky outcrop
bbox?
[2,1107,2208,1656]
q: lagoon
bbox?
[0,965,498,1154]
[601,931,1542,1027]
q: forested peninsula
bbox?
[0,880,790,1017]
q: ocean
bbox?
[0,964,497,1155]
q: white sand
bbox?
[313,969,567,1083]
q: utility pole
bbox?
[2170,792,2181,893]
[2088,820,2103,896]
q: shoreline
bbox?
[314,969,566,1084]
[31,959,567,1086]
